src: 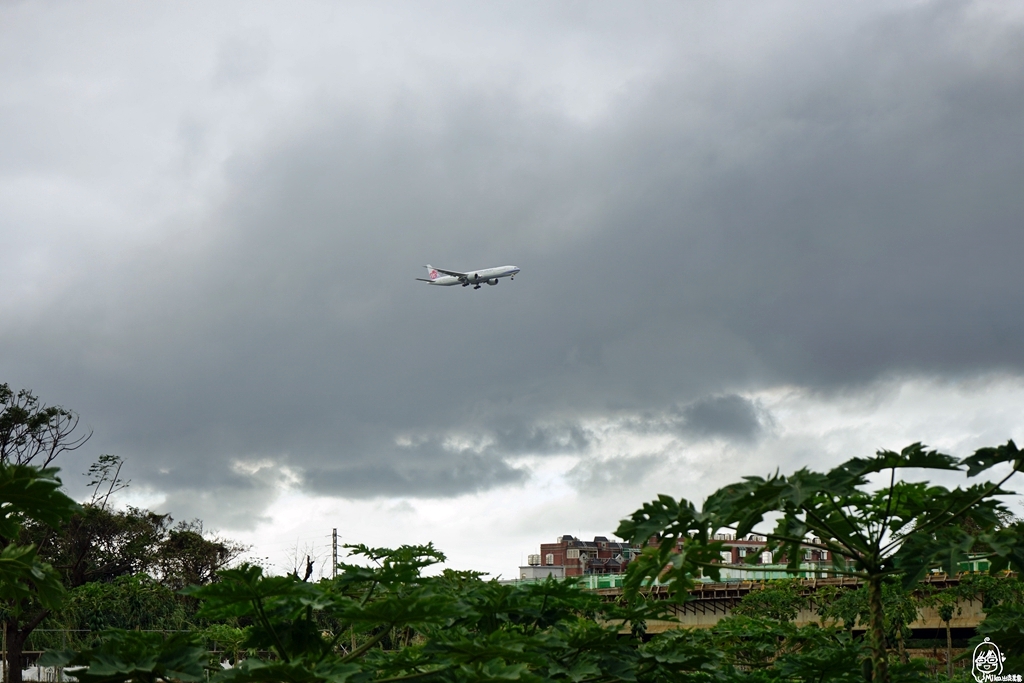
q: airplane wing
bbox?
[432,267,469,278]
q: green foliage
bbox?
[0,542,65,612]
[157,521,246,591]
[946,572,1024,609]
[703,616,872,681]
[0,385,90,683]
[203,623,252,665]
[813,585,864,631]
[817,579,918,647]
[51,543,750,683]
[35,440,1024,683]
[769,627,867,683]
[0,465,79,613]
[732,580,809,623]
[615,442,1024,683]
[24,502,246,591]
[29,503,168,587]
[41,630,207,683]
[54,540,992,683]
[34,575,191,650]
[0,464,81,539]
[973,603,1024,672]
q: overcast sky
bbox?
[2,0,1023,577]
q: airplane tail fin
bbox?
[424,264,440,281]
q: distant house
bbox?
[520,535,640,578]
[519,532,842,582]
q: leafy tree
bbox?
[616,442,1024,683]
[732,579,809,623]
[0,465,79,683]
[33,574,192,651]
[0,385,246,682]
[24,467,245,592]
[29,504,168,588]
[813,585,863,631]
[155,520,245,592]
[951,572,1024,610]
[0,384,90,468]
[815,578,920,662]
[45,544,732,683]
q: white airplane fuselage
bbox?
[418,264,521,288]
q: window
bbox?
[761,551,773,564]
[545,553,555,565]
[567,549,580,559]
[720,551,732,562]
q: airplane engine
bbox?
[487,279,499,285]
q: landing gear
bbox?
[473,284,481,289]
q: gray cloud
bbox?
[567,454,663,493]
[149,458,287,530]
[674,395,767,441]
[303,453,526,499]
[2,2,1023,525]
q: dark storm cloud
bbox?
[302,448,526,498]
[674,395,766,441]
[488,422,594,456]
[2,2,1024,523]
[610,394,768,443]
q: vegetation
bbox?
[0,464,79,683]
[42,546,1024,683]
[3,384,1024,682]
[616,442,1024,682]
[0,383,90,469]
[1,386,244,681]
[45,544,721,683]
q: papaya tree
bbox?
[45,543,723,683]
[0,464,79,683]
[616,442,1024,683]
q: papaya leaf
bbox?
[40,630,206,683]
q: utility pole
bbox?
[332,528,338,579]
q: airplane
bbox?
[416,264,521,289]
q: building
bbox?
[518,532,841,582]
[520,535,641,578]
[519,564,566,580]
[707,533,838,579]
